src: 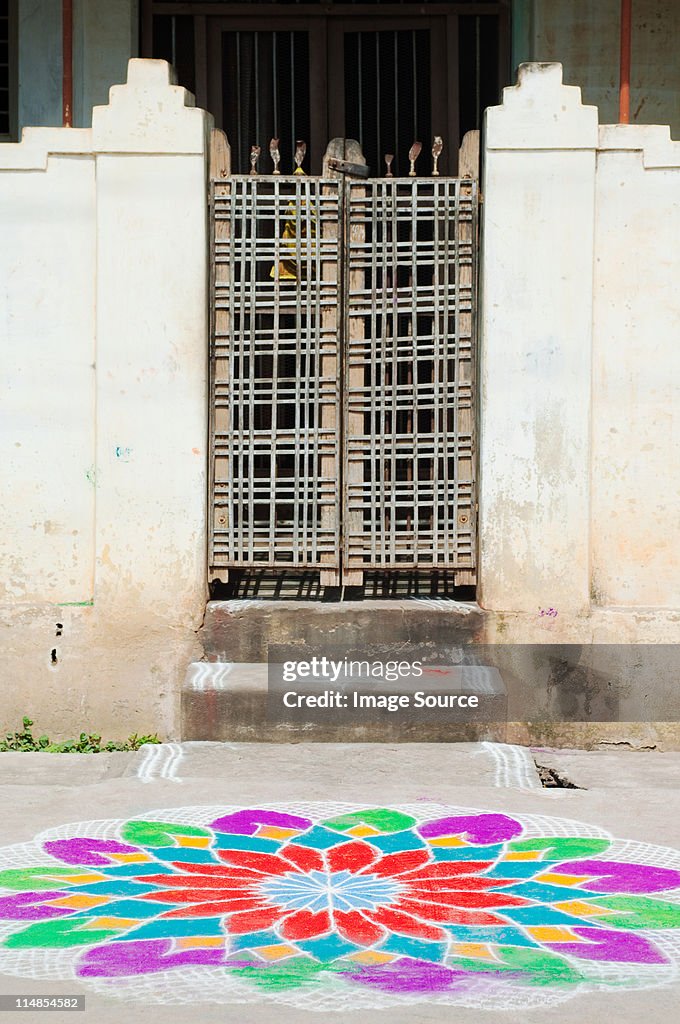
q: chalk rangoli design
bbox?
[1,803,680,1011]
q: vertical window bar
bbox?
[171,16,176,68]
[412,30,417,139]
[290,31,295,169]
[375,33,381,167]
[475,16,481,130]
[273,32,278,138]
[393,31,398,171]
[254,32,260,147]
[357,34,363,147]
[236,33,242,174]
[251,32,258,146]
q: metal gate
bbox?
[209,136,478,587]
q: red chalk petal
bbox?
[327,841,377,874]
[280,909,331,941]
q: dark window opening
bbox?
[147,3,509,175]
[222,30,311,175]
[345,29,431,177]
[152,14,196,95]
[459,14,501,136]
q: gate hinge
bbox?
[326,157,370,178]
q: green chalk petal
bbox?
[120,821,212,847]
[3,916,120,949]
[588,895,680,929]
[449,945,587,987]
[506,837,611,859]
[230,956,348,991]
[322,809,417,834]
[0,867,82,891]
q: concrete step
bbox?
[200,598,484,661]
[185,600,497,741]
[181,662,508,742]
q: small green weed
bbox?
[0,717,161,754]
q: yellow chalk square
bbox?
[527,926,581,943]
[257,944,297,961]
[347,950,395,965]
[257,826,300,840]
[450,942,495,960]
[83,917,141,930]
[55,873,106,885]
[177,937,224,950]
[555,900,610,917]
[536,872,589,887]
[108,853,150,864]
[50,894,110,911]
[347,825,381,838]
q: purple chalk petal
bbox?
[553,859,680,894]
[349,958,473,994]
[44,838,139,867]
[419,814,523,845]
[0,891,72,921]
[545,926,668,965]
[209,809,312,836]
[77,939,226,977]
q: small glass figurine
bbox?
[384,153,394,178]
[408,141,422,177]
[432,136,443,176]
[270,138,281,175]
[294,140,307,174]
[249,145,261,176]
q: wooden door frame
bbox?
[142,2,511,63]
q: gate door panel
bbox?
[210,154,478,586]
[210,175,342,577]
[343,178,477,583]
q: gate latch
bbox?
[326,157,370,178]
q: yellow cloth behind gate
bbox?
[271,166,316,282]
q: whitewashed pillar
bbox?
[478,63,598,614]
[91,60,212,627]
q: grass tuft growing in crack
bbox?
[0,717,161,753]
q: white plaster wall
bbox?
[591,126,680,608]
[92,149,209,625]
[479,64,598,615]
[0,60,211,739]
[0,146,96,603]
[481,61,680,622]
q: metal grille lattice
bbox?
[343,178,477,578]
[211,176,342,573]
[210,170,477,585]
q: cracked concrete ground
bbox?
[0,743,679,1023]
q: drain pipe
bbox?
[619,0,632,123]
[62,0,73,126]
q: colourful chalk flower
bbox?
[1,804,680,1010]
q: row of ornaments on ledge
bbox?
[248,138,445,177]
